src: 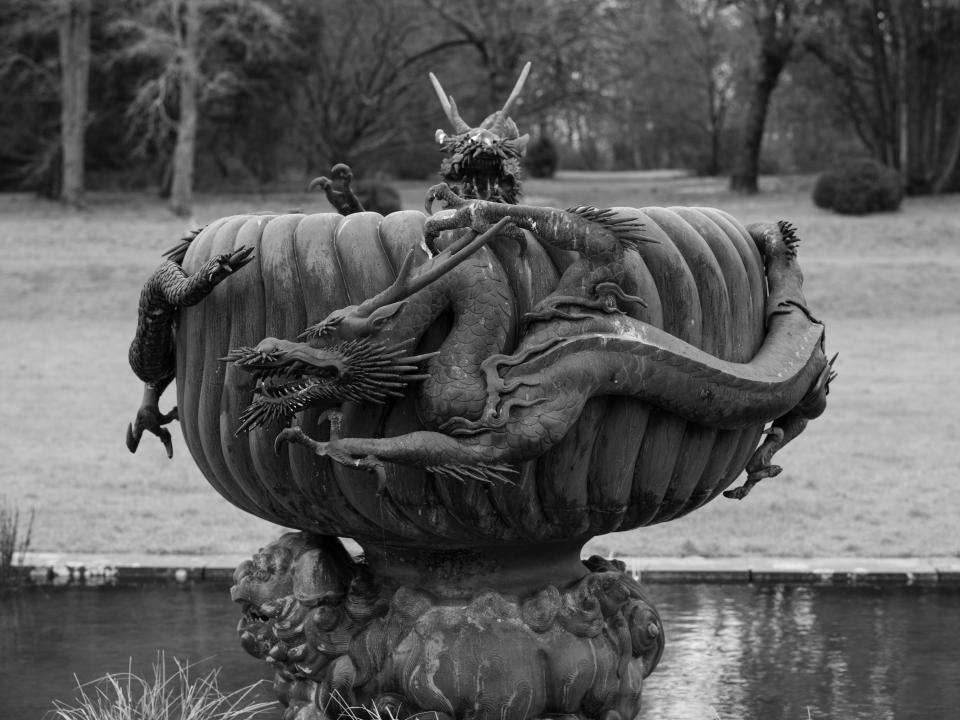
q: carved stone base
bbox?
[232,533,663,720]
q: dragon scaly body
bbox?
[271,221,832,496]
[127,234,253,456]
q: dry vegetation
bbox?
[1,173,958,558]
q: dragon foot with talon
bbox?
[275,413,389,492]
[724,352,837,500]
[424,182,468,215]
[523,280,647,326]
[126,385,178,458]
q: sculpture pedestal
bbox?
[232,533,663,720]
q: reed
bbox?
[50,654,276,720]
[0,496,34,586]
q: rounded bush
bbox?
[812,158,903,215]
[812,171,837,209]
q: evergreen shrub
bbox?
[813,158,903,215]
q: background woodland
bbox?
[3,0,960,215]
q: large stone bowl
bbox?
[175,207,767,560]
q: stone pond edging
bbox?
[17,546,960,586]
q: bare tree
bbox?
[423,0,613,166]
[57,0,90,207]
[616,0,743,174]
[111,0,288,216]
[0,0,60,194]
[729,0,808,193]
[167,0,198,216]
[807,0,960,193]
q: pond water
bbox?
[1,582,958,720]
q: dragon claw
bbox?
[228,245,255,269]
[157,427,174,459]
[424,183,465,215]
[126,401,179,457]
[523,281,647,328]
[722,484,751,500]
[723,463,783,500]
[126,422,141,454]
[316,408,344,440]
[762,425,785,442]
[209,246,255,282]
[274,426,310,455]
[274,424,385,486]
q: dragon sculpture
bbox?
[125,60,836,720]
[224,64,835,499]
[126,233,253,457]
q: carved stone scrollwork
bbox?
[232,533,663,720]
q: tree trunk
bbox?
[729,0,796,194]
[931,117,960,194]
[729,61,782,193]
[57,0,91,208]
[169,0,200,217]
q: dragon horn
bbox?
[429,72,471,134]
[352,250,419,317]
[355,218,514,315]
[500,61,531,117]
[490,61,531,135]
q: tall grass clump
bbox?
[0,496,34,586]
[51,654,276,720]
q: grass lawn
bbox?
[1,172,958,558]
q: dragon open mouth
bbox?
[437,134,524,203]
[224,337,432,433]
[430,64,531,205]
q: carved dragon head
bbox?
[227,219,510,432]
[431,62,531,204]
[225,335,432,432]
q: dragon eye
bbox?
[435,129,447,144]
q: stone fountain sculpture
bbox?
[128,62,834,720]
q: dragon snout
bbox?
[224,338,337,379]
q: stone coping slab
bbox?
[16,549,960,586]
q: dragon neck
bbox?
[386,248,515,429]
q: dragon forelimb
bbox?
[724,351,837,499]
[424,189,652,258]
[127,244,255,456]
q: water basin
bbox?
[2,582,957,719]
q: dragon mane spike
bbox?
[429,72,470,134]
